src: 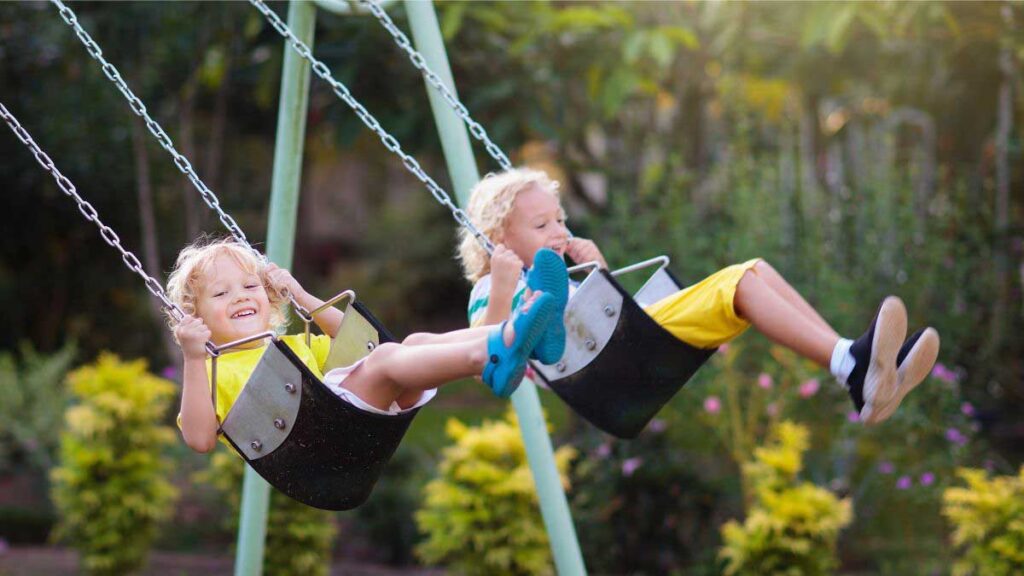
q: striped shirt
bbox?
[467,273,579,326]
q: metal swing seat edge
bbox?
[216,290,419,511]
[531,256,716,439]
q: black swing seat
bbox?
[531,263,715,439]
[219,302,416,511]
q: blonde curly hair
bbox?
[165,236,288,335]
[458,168,564,282]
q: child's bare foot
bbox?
[873,327,940,422]
[847,296,908,425]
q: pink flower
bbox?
[648,419,667,434]
[161,366,179,380]
[799,379,820,398]
[704,396,722,415]
[896,475,913,490]
[757,373,773,390]
[961,402,975,417]
[622,457,644,477]
[920,472,935,486]
[718,343,730,354]
[595,443,611,459]
[847,411,860,423]
[766,402,779,417]
[878,461,895,474]
[945,428,968,446]
[931,363,957,383]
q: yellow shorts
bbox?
[643,258,762,349]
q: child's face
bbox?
[503,185,569,267]
[195,253,272,346]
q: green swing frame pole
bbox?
[234,2,318,575]
[404,2,588,574]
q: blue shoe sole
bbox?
[482,292,557,398]
[526,248,568,364]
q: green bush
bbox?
[0,342,76,473]
[719,421,852,576]
[415,409,577,576]
[200,450,338,576]
[49,353,179,576]
[942,466,1024,576]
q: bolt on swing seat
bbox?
[217,292,419,511]
[531,257,715,439]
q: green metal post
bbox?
[404,3,588,574]
[234,2,317,575]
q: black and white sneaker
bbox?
[846,296,908,425]
[872,327,941,422]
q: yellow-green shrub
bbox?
[942,466,1024,576]
[719,421,852,576]
[415,409,576,576]
[49,353,178,576]
[200,450,338,576]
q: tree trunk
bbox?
[990,4,1015,358]
[131,113,181,366]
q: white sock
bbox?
[830,338,856,387]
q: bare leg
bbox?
[403,325,493,346]
[753,260,839,339]
[734,269,839,368]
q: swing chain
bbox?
[1,103,180,322]
[249,0,496,255]
[357,0,512,171]
[50,0,315,323]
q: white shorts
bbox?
[322,358,436,416]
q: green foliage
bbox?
[0,342,76,473]
[198,450,338,576]
[415,409,576,576]
[719,422,852,576]
[943,466,1024,576]
[49,353,179,576]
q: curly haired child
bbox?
[458,168,941,425]
[167,237,566,453]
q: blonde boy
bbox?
[167,237,563,453]
[459,168,941,425]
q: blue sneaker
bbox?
[525,248,569,364]
[482,292,557,398]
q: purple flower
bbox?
[595,443,611,459]
[931,363,957,383]
[161,365,179,380]
[847,411,860,423]
[961,402,975,417]
[945,427,968,446]
[648,419,667,434]
[878,461,895,474]
[757,373,773,390]
[920,472,935,486]
[896,475,913,490]
[622,457,644,477]
[984,459,995,472]
[704,396,722,415]
[799,379,820,398]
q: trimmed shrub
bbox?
[942,466,1024,576]
[719,421,852,576]
[415,409,577,576]
[50,353,178,576]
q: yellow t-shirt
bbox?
[177,334,332,442]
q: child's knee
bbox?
[753,259,775,276]
[363,342,401,378]
[402,332,430,346]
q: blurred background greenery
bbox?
[0,1,1021,574]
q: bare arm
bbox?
[267,264,344,338]
[480,245,524,326]
[175,316,219,453]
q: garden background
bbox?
[1,1,1022,575]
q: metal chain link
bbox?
[0,102,228,356]
[50,0,313,321]
[249,0,496,255]
[358,0,512,171]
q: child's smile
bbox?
[196,254,273,347]
[503,185,569,266]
